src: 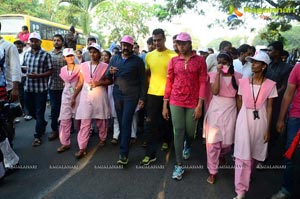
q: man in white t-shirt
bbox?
[206,41,232,72]
[233,44,253,78]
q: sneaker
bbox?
[207,174,216,184]
[141,141,147,148]
[111,138,118,145]
[271,190,290,199]
[14,118,20,123]
[24,115,32,121]
[172,165,184,180]
[161,142,169,151]
[140,156,157,166]
[117,155,128,165]
[182,147,191,160]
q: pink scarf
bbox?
[239,78,276,109]
[59,65,80,83]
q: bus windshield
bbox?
[0,16,24,34]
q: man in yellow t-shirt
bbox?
[140,28,177,166]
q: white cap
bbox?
[28,32,41,41]
[87,43,101,52]
[63,48,75,56]
[245,50,271,65]
[199,48,209,53]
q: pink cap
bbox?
[28,32,41,41]
[63,48,75,56]
[87,43,101,52]
[176,32,191,42]
[120,35,134,46]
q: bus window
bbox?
[46,26,53,40]
[40,24,47,40]
[78,33,85,45]
[0,16,24,35]
[31,21,41,34]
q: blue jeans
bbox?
[49,89,63,132]
[282,117,300,194]
[24,91,48,138]
[114,94,138,157]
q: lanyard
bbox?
[89,62,98,79]
[251,76,264,120]
[67,64,75,76]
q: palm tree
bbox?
[59,0,108,37]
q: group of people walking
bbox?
[0,22,298,199]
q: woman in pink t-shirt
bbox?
[203,52,242,184]
[163,32,207,180]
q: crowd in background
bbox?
[0,23,299,199]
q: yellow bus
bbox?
[0,14,98,51]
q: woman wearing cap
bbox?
[75,43,110,159]
[233,51,278,199]
[56,48,83,153]
[162,32,207,180]
[203,52,242,184]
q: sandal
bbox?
[57,145,71,153]
[32,138,42,147]
[75,149,86,159]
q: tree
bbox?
[0,0,43,17]
[155,0,300,43]
[59,0,108,36]
[95,0,154,47]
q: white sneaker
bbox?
[271,190,290,199]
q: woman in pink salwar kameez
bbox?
[75,43,110,159]
[203,53,242,184]
[57,48,83,153]
[233,51,277,199]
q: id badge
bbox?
[69,87,75,94]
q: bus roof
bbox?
[0,14,84,34]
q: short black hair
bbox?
[282,50,289,57]
[172,34,178,40]
[237,44,251,54]
[87,36,96,43]
[102,50,112,59]
[152,28,165,39]
[219,40,232,51]
[53,34,64,42]
[22,25,28,31]
[70,25,75,32]
[268,41,283,52]
[147,37,153,45]
[14,40,25,46]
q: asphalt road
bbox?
[1,108,299,199]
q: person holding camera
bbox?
[65,26,78,51]
[0,22,22,146]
